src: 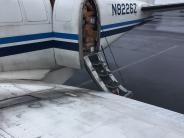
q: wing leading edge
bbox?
[142,3,184,12]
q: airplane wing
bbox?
[142,3,184,12]
[0,81,184,138]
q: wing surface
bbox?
[0,81,184,138]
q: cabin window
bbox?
[0,0,22,23]
[22,0,48,22]
[55,0,74,21]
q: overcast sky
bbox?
[155,0,184,4]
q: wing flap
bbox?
[142,3,184,12]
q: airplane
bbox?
[0,0,184,137]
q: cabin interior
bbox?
[82,0,99,56]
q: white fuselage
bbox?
[0,0,151,79]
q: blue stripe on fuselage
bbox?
[0,32,79,57]
[0,33,52,45]
[0,18,149,45]
[101,25,134,38]
[0,32,79,45]
[54,32,79,40]
[101,17,152,37]
[0,41,79,57]
[0,18,151,57]
[101,17,150,30]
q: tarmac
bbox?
[65,10,184,114]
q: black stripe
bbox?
[101,26,134,38]
[0,41,79,57]
[0,21,153,57]
[100,20,152,38]
[54,41,79,51]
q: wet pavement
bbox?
[65,10,184,114]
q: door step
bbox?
[84,52,132,97]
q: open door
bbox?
[81,0,100,57]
